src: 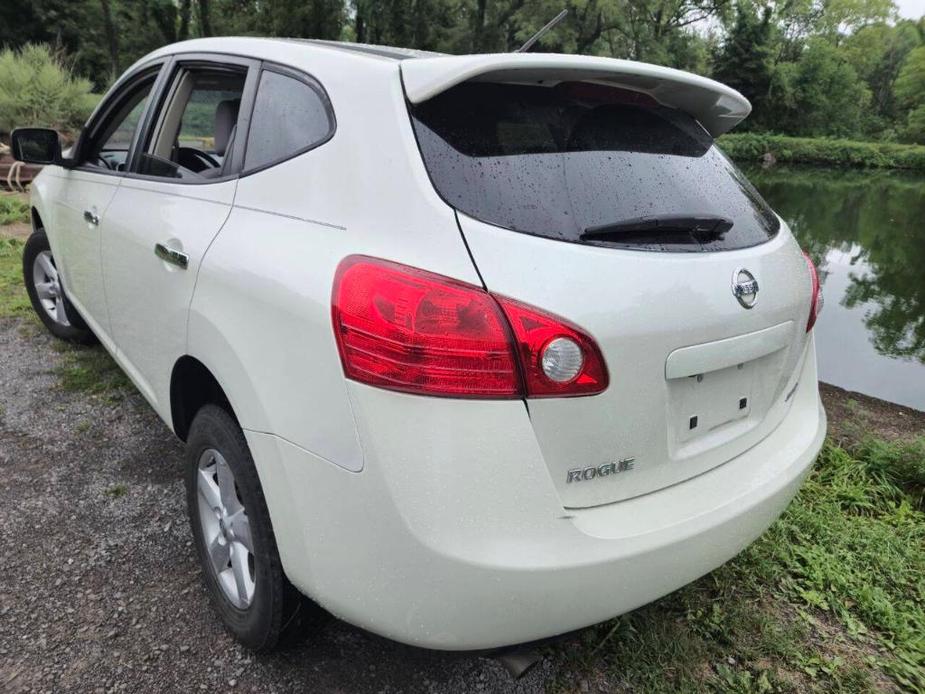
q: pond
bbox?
[745,166,925,411]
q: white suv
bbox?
[13,38,826,653]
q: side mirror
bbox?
[10,128,76,168]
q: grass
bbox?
[554,437,925,693]
[0,193,30,225]
[104,483,128,499]
[0,237,30,316]
[51,340,132,398]
[718,133,925,170]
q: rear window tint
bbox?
[244,70,333,171]
[410,82,779,252]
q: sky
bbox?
[895,0,925,19]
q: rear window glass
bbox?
[410,82,779,252]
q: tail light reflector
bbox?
[803,251,824,332]
[332,256,609,398]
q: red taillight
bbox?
[803,251,823,332]
[331,256,608,399]
[332,256,520,398]
[495,296,609,397]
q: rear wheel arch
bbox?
[170,355,237,441]
[31,207,44,232]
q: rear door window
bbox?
[244,69,334,171]
[410,82,780,252]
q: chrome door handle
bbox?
[83,210,100,226]
[154,243,189,269]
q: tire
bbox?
[22,230,95,344]
[185,404,311,651]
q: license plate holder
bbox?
[673,362,754,444]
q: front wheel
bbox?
[22,230,95,343]
[186,405,311,651]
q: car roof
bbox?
[143,36,442,63]
[279,39,445,61]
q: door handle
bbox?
[154,243,189,269]
[83,210,100,226]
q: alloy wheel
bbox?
[32,251,70,327]
[197,449,256,609]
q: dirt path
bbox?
[1,222,31,241]
[0,319,552,694]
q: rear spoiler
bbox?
[401,53,751,137]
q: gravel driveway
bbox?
[0,318,554,693]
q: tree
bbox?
[843,20,922,135]
[99,0,119,79]
[767,39,872,137]
[604,0,729,62]
[895,45,925,142]
[713,2,774,125]
[0,44,96,135]
[198,0,213,36]
[351,0,454,50]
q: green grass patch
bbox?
[553,438,925,692]
[0,236,30,317]
[52,341,133,399]
[719,133,925,170]
[104,483,128,499]
[0,194,30,225]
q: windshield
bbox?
[410,81,780,252]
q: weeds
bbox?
[0,236,30,317]
[554,437,925,692]
[104,483,128,499]
[0,194,30,226]
[52,341,132,400]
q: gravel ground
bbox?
[0,318,555,694]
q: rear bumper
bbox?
[246,341,825,650]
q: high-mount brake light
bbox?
[331,256,609,398]
[803,251,824,333]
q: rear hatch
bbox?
[402,56,814,508]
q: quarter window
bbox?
[244,70,333,171]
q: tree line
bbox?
[2,0,923,142]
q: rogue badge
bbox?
[567,458,635,483]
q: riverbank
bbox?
[719,133,925,170]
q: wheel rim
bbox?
[32,251,71,327]
[197,449,256,609]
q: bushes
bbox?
[719,132,925,169]
[0,44,97,136]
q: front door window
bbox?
[136,67,247,180]
[82,75,157,172]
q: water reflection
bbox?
[745,166,925,410]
